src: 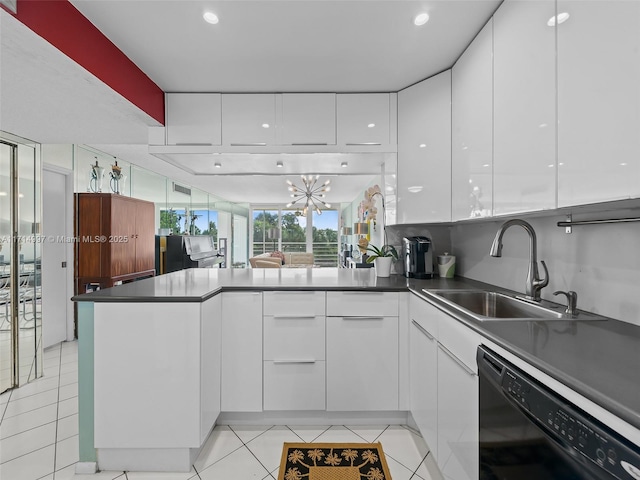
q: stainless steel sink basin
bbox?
[431,290,564,320]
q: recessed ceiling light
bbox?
[214,162,222,168]
[276,161,283,168]
[419,143,427,148]
[341,162,348,168]
[547,12,569,27]
[203,11,219,24]
[414,13,429,26]
[408,186,423,193]
[0,192,6,196]
[367,123,375,128]
[262,123,270,129]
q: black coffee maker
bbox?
[403,236,434,278]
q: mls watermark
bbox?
[0,235,130,244]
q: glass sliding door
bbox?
[311,210,338,266]
[0,136,42,393]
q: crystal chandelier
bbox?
[286,175,331,215]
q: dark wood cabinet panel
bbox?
[75,193,155,293]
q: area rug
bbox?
[278,442,392,480]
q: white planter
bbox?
[374,257,393,277]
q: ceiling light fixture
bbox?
[214,162,222,168]
[547,12,569,26]
[341,161,348,168]
[414,13,429,26]
[262,123,270,128]
[203,11,219,24]
[367,123,376,128]
[276,161,283,168]
[286,175,331,215]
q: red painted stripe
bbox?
[8,0,165,125]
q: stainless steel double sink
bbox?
[422,289,604,322]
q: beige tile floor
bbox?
[0,341,436,480]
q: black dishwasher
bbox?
[477,346,640,480]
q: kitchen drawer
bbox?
[326,291,399,317]
[264,315,325,361]
[263,361,326,411]
[263,291,326,316]
[409,293,438,338]
[437,313,483,372]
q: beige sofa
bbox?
[249,252,315,268]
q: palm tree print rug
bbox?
[278,442,392,480]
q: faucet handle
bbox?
[535,260,549,288]
[553,290,578,315]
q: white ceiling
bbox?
[1,0,501,205]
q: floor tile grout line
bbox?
[244,444,278,480]
[0,440,57,467]
[0,417,58,442]
[409,451,432,480]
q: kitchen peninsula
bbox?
[73,268,640,475]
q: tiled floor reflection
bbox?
[0,341,437,479]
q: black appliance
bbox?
[477,346,640,480]
[165,235,221,273]
[403,236,433,278]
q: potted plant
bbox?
[366,244,398,277]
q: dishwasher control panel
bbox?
[501,368,640,480]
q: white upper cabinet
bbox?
[222,94,276,145]
[451,20,493,221]
[166,93,222,145]
[397,71,452,224]
[281,93,336,145]
[337,93,391,145]
[493,0,556,215]
[557,1,640,206]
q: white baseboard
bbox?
[75,462,97,474]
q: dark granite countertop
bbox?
[73,268,640,433]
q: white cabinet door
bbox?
[263,361,326,411]
[281,93,336,145]
[493,0,556,215]
[222,94,276,145]
[326,315,398,411]
[166,93,222,145]
[200,295,221,443]
[437,345,479,480]
[452,20,493,220]
[397,71,452,223]
[337,93,391,145]
[221,291,263,412]
[409,299,438,460]
[557,1,640,206]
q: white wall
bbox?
[451,212,640,327]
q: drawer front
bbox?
[409,293,438,338]
[326,291,399,317]
[263,361,326,411]
[437,313,482,372]
[263,291,326,316]
[263,315,325,361]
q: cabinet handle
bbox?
[438,344,476,376]
[291,143,329,146]
[346,142,382,146]
[230,143,267,146]
[341,316,385,320]
[273,360,316,364]
[411,319,435,341]
[271,315,316,319]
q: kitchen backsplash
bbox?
[450,213,640,327]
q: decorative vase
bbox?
[374,257,392,277]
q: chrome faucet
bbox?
[489,219,549,301]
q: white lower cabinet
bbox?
[221,291,263,412]
[409,295,439,460]
[326,315,399,411]
[263,291,326,411]
[409,295,481,480]
[437,345,479,480]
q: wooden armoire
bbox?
[75,193,155,294]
